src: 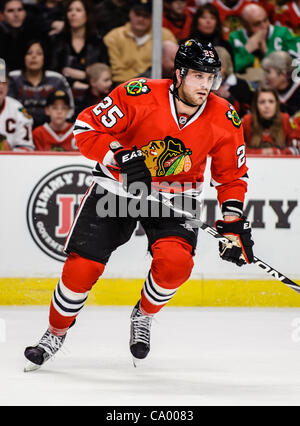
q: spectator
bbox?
[262,51,300,117]
[242,85,299,155]
[0,59,34,151]
[188,3,233,59]
[212,0,253,39]
[130,39,179,81]
[229,4,300,77]
[8,39,74,128]
[27,0,66,37]
[0,0,43,72]
[186,0,213,15]
[253,0,276,23]
[214,46,254,117]
[94,0,132,38]
[33,90,77,151]
[163,0,193,42]
[103,0,177,85]
[49,0,109,97]
[75,62,112,115]
[275,1,300,36]
[289,111,300,152]
[162,40,178,78]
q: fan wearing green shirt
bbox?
[228,3,300,74]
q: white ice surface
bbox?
[1,306,300,406]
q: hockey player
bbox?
[24,40,254,371]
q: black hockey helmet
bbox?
[174,39,222,90]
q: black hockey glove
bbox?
[113,145,152,197]
[215,217,254,267]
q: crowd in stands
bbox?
[0,0,299,155]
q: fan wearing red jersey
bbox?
[212,0,254,38]
[275,1,300,36]
[24,39,254,371]
[33,90,77,152]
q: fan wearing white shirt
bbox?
[0,62,34,151]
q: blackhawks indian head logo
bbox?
[141,136,192,177]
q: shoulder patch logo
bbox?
[124,79,151,96]
[226,104,241,128]
[19,107,32,120]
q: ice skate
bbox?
[24,329,66,372]
[130,301,153,367]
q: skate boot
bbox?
[24,329,66,372]
[130,301,153,367]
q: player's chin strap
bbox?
[169,85,198,108]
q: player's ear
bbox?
[45,106,50,116]
[89,78,96,90]
[175,69,182,88]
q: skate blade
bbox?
[24,360,42,372]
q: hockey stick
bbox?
[108,143,299,294]
[151,190,300,295]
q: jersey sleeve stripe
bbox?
[73,119,96,136]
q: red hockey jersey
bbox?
[275,2,300,36]
[74,78,248,208]
[242,112,300,155]
[33,122,77,151]
[162,9,193,41]
[212,0,254,38]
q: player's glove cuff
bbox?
[114,146,152,197]
[215,217,254,267]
